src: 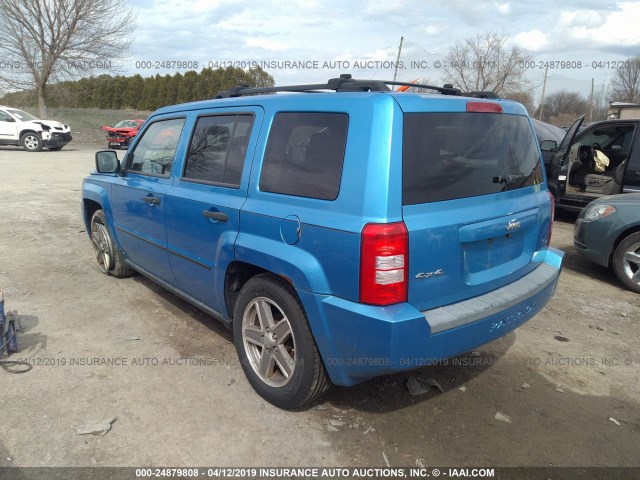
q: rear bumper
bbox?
[107,136,130,144]
[300,247,564,386]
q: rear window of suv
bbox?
[403,113,543,205]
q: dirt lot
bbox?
[0,147,638,469]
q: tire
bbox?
[90,210,133,277]
[233,274,330,409]
[612,232,640,293]
[20,132,43,152]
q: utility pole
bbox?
[589,78,595,123]
[392,36,404,90]
[597,81,606,120]
[538,67,548,121]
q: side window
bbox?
[613,130,634,154]
[128,118,185,177]
[0,111,13,122]
[183,114,253,187]
[260,112,348,200]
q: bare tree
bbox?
[503,90,535,115]
[0,0,136,116]
[609,56,640,103]
[443,31,532,95]
[540,90,589,125]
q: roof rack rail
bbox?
[386,80,461,95]
[214,74,463,98]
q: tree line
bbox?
[535,90,602,126]
[0,66,275,111]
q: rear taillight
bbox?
[360,222,408,305]
[547,191,555,246]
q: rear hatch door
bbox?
[398,96,552,311]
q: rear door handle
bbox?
[202,210,228,222]
[142,195,160,205]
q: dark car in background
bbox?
[548,116,640,211]
[531,118,566,176]
[574,193,640,293]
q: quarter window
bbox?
[183,114,253,186]
[128,118,185,177]
[260,112,348,200]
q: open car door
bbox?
[551,115,584,191]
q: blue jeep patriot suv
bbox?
[82,75,564,409]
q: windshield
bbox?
[403,112,543,205]
[7,109,39,121]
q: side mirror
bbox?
[95,150,120,173]
[4,117,15,122]
[540,140,558,151]
[611,145,622,152]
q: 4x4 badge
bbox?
[506,219,521,231]
[415,269,444,279]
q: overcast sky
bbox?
[129,0,640,102]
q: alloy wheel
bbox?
[91,222,113,274]
[622,241,640,286]
[242,297,296,387]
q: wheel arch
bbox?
[225,236,331,320]
[19,129,42,139]
[224,261,276,321]
[82,183,115,238]
[83,198,102,233]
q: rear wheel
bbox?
[21,132,43,152]
[612,232,640,293]
[90,210,133,277]
[233,274,330,409]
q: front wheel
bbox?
[233,274,330,409]
[21,132,43,152]
[612,232,640,293]
[90,210,133,277]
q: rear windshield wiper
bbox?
[493,174,525,185]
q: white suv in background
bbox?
[0,106,72,151]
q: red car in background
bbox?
[102,118,145,149]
